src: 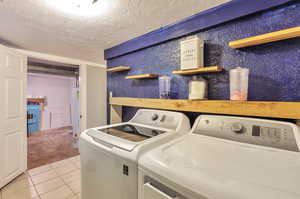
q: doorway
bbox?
[26,58,80,169]
[0,45,107,189]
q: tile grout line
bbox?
[27,172,41,198]
[56,166,78,199]
[30,168,54,199]
[65,158,81,198]
[29,159,75,198]
[30,170,58,187]
[38,159,79,199]
[0,156,80,199]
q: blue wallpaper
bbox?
[107,2,300,123]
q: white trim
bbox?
[8,46,102,132]
[14,48,106,68]
[12,48,106,132]
[79,64,87,131]
[3,46,108,132]
[27,72,76,80]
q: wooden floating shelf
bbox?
[126,74,158,80]
[110,97,300,119]
[107,66,130,72]
[172,66,223,75]
[229,26,300,49]
[27,98,45,104]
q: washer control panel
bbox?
[130,109,181,130]
[195,115,300,152]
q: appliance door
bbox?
[80,138,137,199]
[143,183,180,199]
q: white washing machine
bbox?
[79,109,190,199]
[139,115,300,199]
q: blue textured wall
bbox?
[107,3,300,123]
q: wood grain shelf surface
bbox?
[110,97,300,119]
[172,66,223,75]
[107,66,130,72]
[229,26,300,49]
[125,74,158,79]
[27,98,45,104]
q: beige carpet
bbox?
[27,126,79,169]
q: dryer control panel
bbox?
[195,115,300,152]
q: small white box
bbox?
[180,36,204,70]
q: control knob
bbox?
[151,114,159,121]
[231,123,244,134]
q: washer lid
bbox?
[87,124,166,151]
[139,134,300,199]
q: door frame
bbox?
[15,48,106,132]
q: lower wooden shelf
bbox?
[110,97,300,119]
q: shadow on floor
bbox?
[27,126,79,169]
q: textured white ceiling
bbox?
[0,0,229,64]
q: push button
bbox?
[274,129,281,139]
[269,128,276,138]
[261,127,269,137]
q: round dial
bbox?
[151,114,159,121]
[231,123,244,134]
[151,130,159,136]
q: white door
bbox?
[0,45,27,188]
[79,64,107,131]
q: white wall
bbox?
[86,65,107,128]
[27,73,75,130]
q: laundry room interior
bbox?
[0,0,300,199]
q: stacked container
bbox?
[159,76,171,99]
[229,67,249,100]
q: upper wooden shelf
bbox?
[126,74,158,80]
[27,98,45,104]
[172,66,223,75]
[110,97,300,119]
[107,66,130,72]
[229,26,300,49]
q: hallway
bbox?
[28,127,79,169]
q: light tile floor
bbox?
[0,156,81,199]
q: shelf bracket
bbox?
[110,104,122,124]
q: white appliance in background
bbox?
[180,36,204,70]
[139,115,300,199]
[70,87,80,137]
[79,109,190,199]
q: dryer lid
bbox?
[140,133,300,199]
